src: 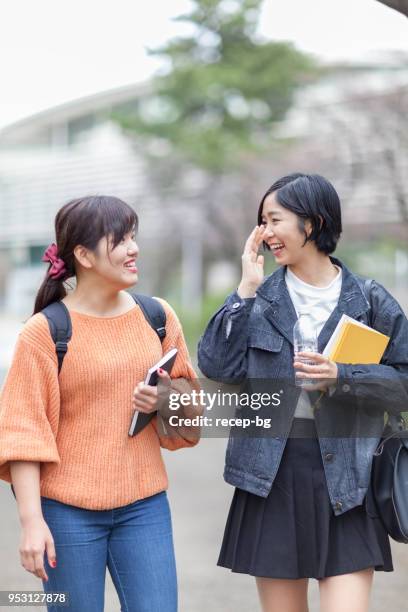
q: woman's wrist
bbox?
[159,378,203,421]
[237,282,258,299]
[10,462,43,527]
[159,402,202,422]
[20,511,44,527]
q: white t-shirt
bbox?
[285,265,342,419]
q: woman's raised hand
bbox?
[237,226,266,298]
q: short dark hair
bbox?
[257,173,342,255]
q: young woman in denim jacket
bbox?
[198,173,408,612]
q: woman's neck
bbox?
[287,253,339,288]
[62,282,134,316]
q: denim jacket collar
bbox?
[256,257,370,351]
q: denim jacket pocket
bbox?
[248,328,284,350]
[247,328,284,378]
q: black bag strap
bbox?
[41,301,72,374]
[41,294,166,375]
[357,277,404,423]
[130,294,167,342]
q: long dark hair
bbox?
[33,196,138,315]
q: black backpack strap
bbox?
[41,301,72,374]
[356,277,401,421]
[131,294,166,342]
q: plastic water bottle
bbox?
[293,309,318,387]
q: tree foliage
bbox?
[116,0,317,173]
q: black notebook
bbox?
[128,348,178,436]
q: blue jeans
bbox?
[41,491,177,612]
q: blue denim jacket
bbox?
[197,257,408,515]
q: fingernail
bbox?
[51,561,57,568]
[158,368,164,374]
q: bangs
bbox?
[93,196,138,249]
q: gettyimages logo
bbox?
[168,389,283,412]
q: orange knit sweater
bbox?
[0,299,198,510]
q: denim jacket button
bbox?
[334,501,343,511]
[232,302,241,309]
[324,453,334,462]
[342,384,351,392]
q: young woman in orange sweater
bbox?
[0,196,201,612]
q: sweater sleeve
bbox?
[152,299,200,451]
[0,315,61,483]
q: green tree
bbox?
[116,0,317,173]
[113,1,318,313]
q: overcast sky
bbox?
[1,0,407,129]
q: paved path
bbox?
[1,439,407,611]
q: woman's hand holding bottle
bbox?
[294,351,338,392]
[237,226,267,299]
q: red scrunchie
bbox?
[42,243,67,280]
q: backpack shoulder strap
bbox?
[41,301,72,374]
[130,294,166,342]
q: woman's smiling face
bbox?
[260,191,314,266]
[77,228,140,289]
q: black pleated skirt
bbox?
[218,418,393,579]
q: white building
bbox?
[0,83,200,314]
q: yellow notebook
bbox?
[323,315,390,364]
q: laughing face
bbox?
[260,191,314,267]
